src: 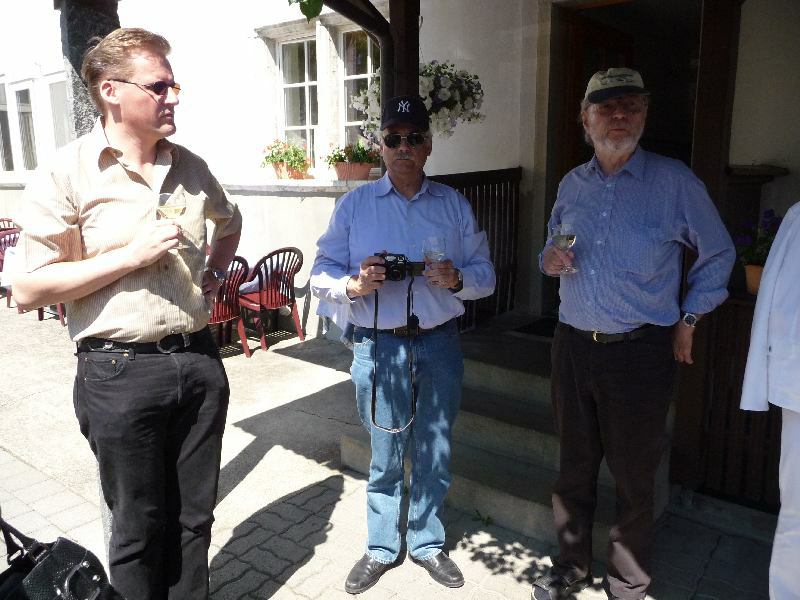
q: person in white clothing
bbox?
[740,202,800,600]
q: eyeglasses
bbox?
[382,132,428,149]
[594,97,646,116]
[110,79,181,97]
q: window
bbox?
[16,89,37,170]
[342,31,380,145]
[0,85,13,171]
[49,80,72,149]
[280,39,318,164]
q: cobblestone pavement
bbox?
[0,306,772,599]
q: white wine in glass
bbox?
[157,193,189,249]
[550,223,578,274]
[423,235,446,262]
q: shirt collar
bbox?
[586,145,646,181]
[375,171,442,200]
[88,118,177,169]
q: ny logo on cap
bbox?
[599,73,635,86]
[397,100,411,113]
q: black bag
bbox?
[0,517,123,600]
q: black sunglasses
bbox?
[382,132,427,149]
[110,79,181,96]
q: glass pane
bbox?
[371,39,380,70]
[284,87,306,126]
[282,42,305,84]
[285,129,307,149]
[16,89,37,170]
[345,125,365,147]
[49,81,72,149]
[0,85,13,171]
[309,128,316,166]
[345,78,368,122]
[309,85,318,126]
[343,31,368,76]
[308,42,317,82]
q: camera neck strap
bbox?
[370,277,418,434]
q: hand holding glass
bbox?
[422,235,446,263]
[549,223,578,274]
[156,193,189,250]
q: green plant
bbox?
[324,141,381,166]
[734,208,782,266]
[262,139,309,172]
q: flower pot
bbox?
[272,162,309,180]
[744,264,764,295]
[333,162,375,181]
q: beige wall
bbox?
[730,0,800,215]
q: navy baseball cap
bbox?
[380,95,430,131]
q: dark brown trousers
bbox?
[550,322,675,600]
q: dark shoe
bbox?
[345,553,394,594]
[531,569,592,599]
[410,551,464,588]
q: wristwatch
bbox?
[450,268,464,291]
[205,267,227,283]
[681,312,699,327]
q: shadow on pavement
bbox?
[209,475,344,599]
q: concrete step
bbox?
[341,428,615,557]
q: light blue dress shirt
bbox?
[311,173,496,329]
[540,147,735,333]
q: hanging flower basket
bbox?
[350,61,485,139]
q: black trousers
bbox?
[73,328,229,600]
[550,322,675,600]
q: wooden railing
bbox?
[430,167,522,331]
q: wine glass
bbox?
[156,193,189,250]
[422,235,446,263]
[550,223,578,274]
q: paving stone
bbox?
[240,545,292,578]
[269,534,313,565]
[30,489,85,516]
[210,556,253,594]
[268,502,313,525]
[283,515,331,545]
[224,526,278,558]
[9,510,50,534]
[247,511,295,535]
[3,467,50,493]
[212,565,269,600]
[47,501,100,531]
[298,487,341,514]
[0,497,30,519]
[11,479,66,503]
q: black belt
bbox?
[76,329,208,355]
[561,322,663,344]
[356,319,453,338]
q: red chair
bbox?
[238,247,305,356]
[0,228,66,325]
[0,217,14,233]
[208,256,249,351]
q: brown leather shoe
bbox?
[410,551,465,588]
[344,553,395,594]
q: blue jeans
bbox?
[351,320,463,563]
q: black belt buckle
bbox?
[156,332,191,353]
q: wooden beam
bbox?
[390,0,420,96]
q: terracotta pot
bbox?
[333,162,375,180]
[744,264,764,295]
[272,162,309,180]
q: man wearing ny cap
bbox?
[533,68,734,599]
[311,95,495,594]
[14,28,241,599]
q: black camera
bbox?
[375,252,425,281]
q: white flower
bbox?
[437,87,451,102]
[424,97,433,110]
[464,97,474,111]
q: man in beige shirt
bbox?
[14,28,241,600]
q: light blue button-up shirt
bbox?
[540,147,735,333]
[311,173,496,329]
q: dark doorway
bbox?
[542,0,702,316]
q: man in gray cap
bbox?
[533,68,734,599]
[311,95,495,594]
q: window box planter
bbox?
[333,162,376,181]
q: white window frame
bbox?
[278,38,318,165]
[339,29,380,146]
[0,80,16,174]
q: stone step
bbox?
[340,428,614,557]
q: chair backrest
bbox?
[0,228,20,273]
[0,217,15,232]
[209,256,249,324]
[245,247,303,310]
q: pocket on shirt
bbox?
[611,225,667,275]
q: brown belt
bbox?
[561,322,664,344]
[356,319,453,338]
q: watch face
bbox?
[683,313,697,327]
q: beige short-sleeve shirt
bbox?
[16,120,242,343]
